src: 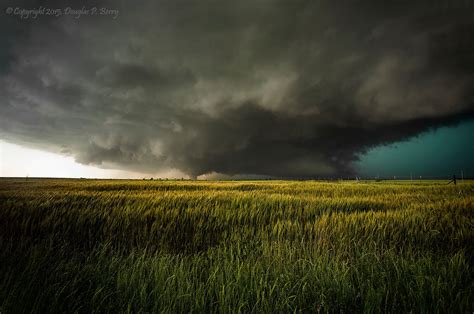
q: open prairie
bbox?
[0,179,472,312]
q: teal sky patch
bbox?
[357,120,474,179]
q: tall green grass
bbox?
[0,179,472,312]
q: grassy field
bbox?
[0,178,472,313]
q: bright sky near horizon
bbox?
[0,141,144,178]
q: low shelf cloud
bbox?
[1,0,473,178]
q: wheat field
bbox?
[0,178,472,312]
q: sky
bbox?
[0,0,473,179]
[0,140,146,178]
[357,119,474,179]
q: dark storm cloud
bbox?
[1,0,473,178]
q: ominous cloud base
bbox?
[1,0,473,178]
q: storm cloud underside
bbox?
[1,0,473,178]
